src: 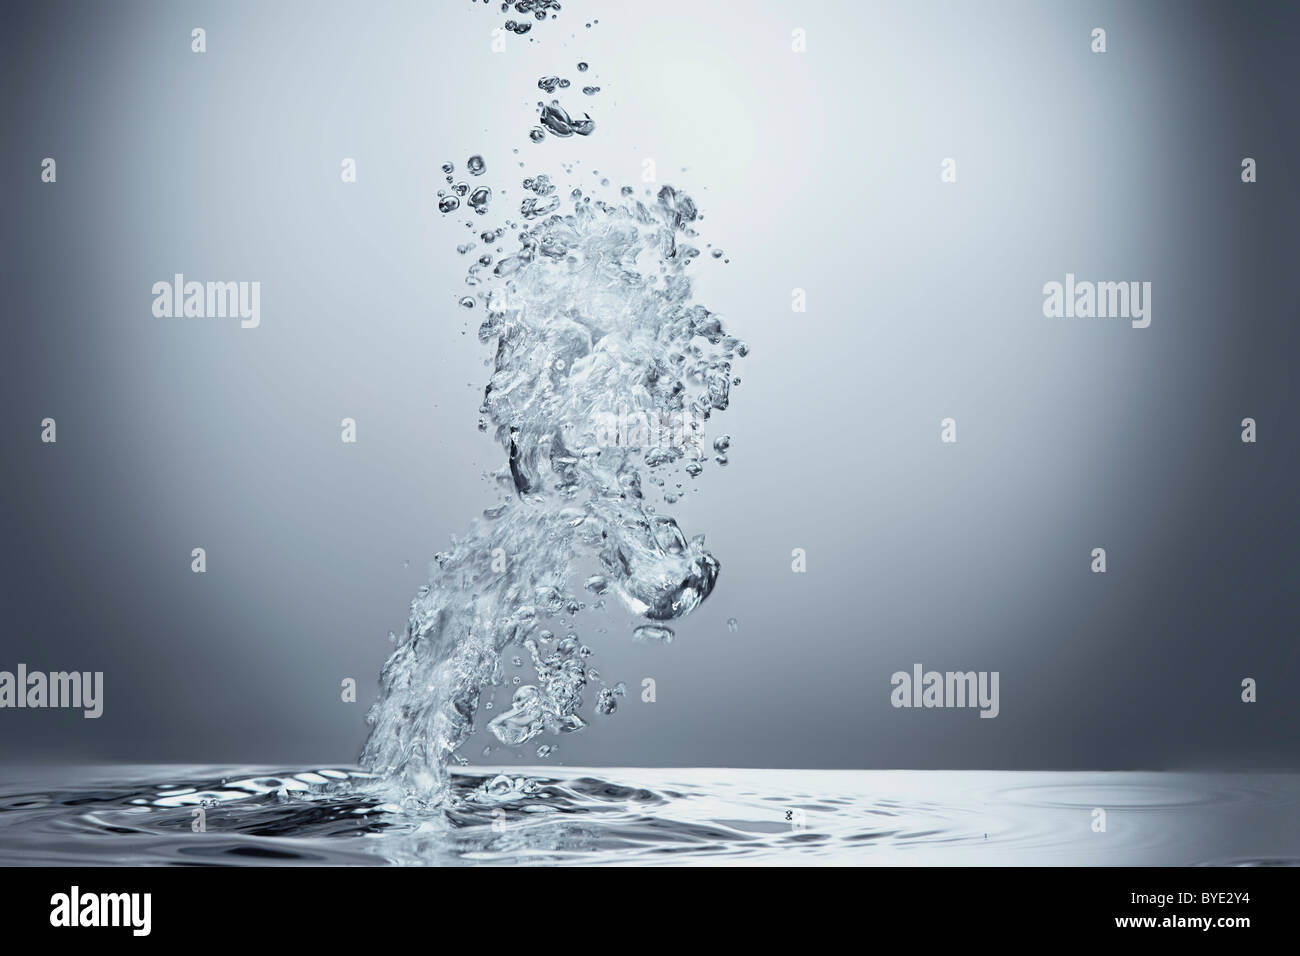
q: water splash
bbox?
[360,174,743,807]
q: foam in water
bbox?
[360,169,743,807]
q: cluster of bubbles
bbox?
[363,19,741,811]
[499,0,560,36]
[480,1,599,39]
[437,155,490,215]
[532,65,599,141]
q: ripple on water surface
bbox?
[0,767,1297,866]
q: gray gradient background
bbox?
[2,0,1296,772]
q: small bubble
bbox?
[633,624,674,644]
[468,185,492,213]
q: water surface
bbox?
[2,766,1296,866]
